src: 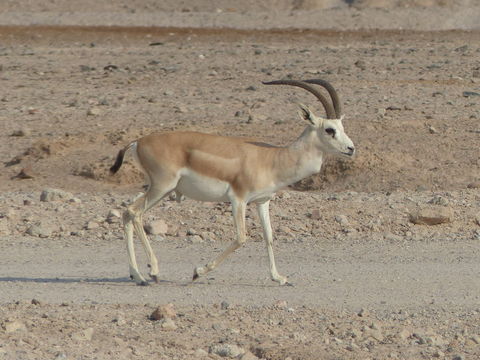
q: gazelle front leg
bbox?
[193,198,246,281]
[257,200,288,285]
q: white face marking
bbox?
[176,168,230,202]
[319,118,355,157]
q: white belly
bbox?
[176,168,230,202]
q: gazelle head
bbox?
[263,79,355,158]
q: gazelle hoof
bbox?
[150,275,160,284]
[137,280,150,286]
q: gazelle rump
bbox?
[110,79,355,286]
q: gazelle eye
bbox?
[325,128,336,137]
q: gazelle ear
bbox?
[298,103,321,126]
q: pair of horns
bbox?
[262,79,341,120]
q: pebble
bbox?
[150,303,176,320]
[40,188,73,202]
[11,128,31,137]
[210,343,245,358]
[87,107,101,116]
[26,222,54,238]
[85,221,100,230]
[4,320,27,333]
[160,318,177,331]
[409,206,454,225]
[145,219,168,235]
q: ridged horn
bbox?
[303,79,342,118]
[262,79,336,119]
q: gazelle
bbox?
[110,79,355,286]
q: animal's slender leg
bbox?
[123,200,149,285]
[257,200,288,285]
[193,198,246,280]
[124,178,177,285]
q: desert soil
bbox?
[0,1,479,359]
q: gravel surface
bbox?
[1,1,479,359]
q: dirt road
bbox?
[1,2,480,358]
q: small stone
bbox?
[188,235,204,244]
[221,301,230,310]
[26,223,54,238]
[354,59,366,70]
[409,206,454,225]
[210,343,245,358]
[357,308,369,317]
[462,91,480,97]
[11,128,31,137]
[150,303,176,320]
[274,300,288,309]
[4,320,27,333]
[335,215,349,226]
[398,328,412,341]
[144,219,168,235]
[467,182,480,189]
[86,221,100,230]
[160,318,177,331]
[87,107,101,116]
[31,298,41,305]
[40,188,73,202]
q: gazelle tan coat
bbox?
[111,79,355,286]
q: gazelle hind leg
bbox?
[193,198,246,281]
[124,209,148,285]
[124,178,177,285]
[257,200,288,285]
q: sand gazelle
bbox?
[110,78,355,286]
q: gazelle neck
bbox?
[272,126,324,188]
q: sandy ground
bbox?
[1,1,480,359]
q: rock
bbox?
[85,221,99,230]
[26,222,54,238]
[467,182,480,189]
[428,195,449,206]
[409,206,454,225]
[145,219,168,235]
[398,328,412,341]
[357,308,369,317]
[221,301,230,310]
[31,298,41,305]
[160,318,177,331]
[40,188,73,202]
[462,91,480,97]
[354,59,366,70]
[87,107,101,116]
[4,320,27,333]
[187,235,204,244]
[210,343,245,358]
[10,128,31,137]
[274,300,288,309]
[335,215,349,226]
[150,303,176,320]
[106,209,121,223]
